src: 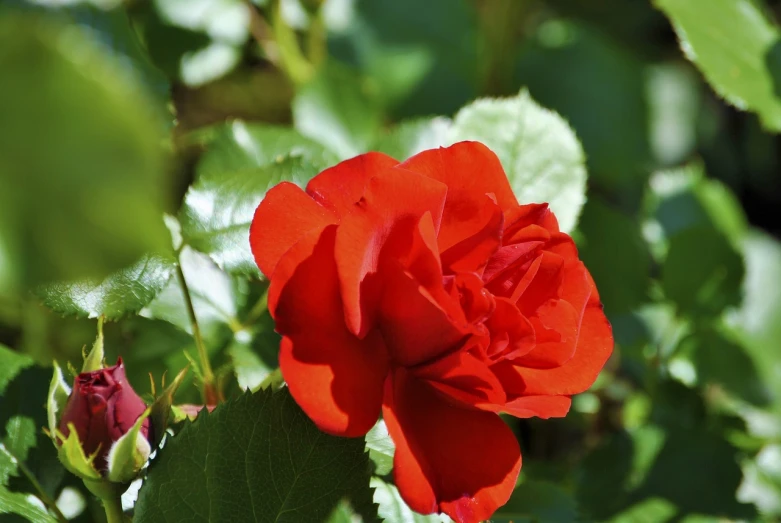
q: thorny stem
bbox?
[175,262,220,405]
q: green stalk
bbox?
[175,262,219,404]
[101,494,125,523]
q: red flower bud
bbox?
[58,359,150,471]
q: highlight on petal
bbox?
[306,152,399,216]
[250,182,338,277]
[273,226,389,437]
[383,369,521,523]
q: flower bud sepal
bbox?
[106,408,152,484]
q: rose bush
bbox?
[250,141,613,522]
[58,359,151,471]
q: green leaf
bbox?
[180,121,335,276]
[0,345,33,395]
[635,427,756,518]
[661,226,744,317]
[34,254,175,320]
[649,165,748,248]
[738,444,781,516]
[0,14,170,295]
[677,326,769,407]
[371,478,448,522]
[493,481,579,523]
[141,246,242,345]
[2,418,37,465]
[293,64,383,159]
[134,387,378,523]
[227,337,275,392]
[577,198,651,314]
[448,90,587,233]
[0,416,57,523]
[365,420,394,477]
[372,117,452,161]
[327,0,479,117]
[515,20,651,197]
[728,230,781,414]
[609,498,678,523]
[653,0,781,131]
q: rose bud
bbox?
[58,358,151,473]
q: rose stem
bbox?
[13,458,68,523]
[174,261,219,404]
[100,492,125,523]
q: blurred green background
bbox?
[2,0,781,521]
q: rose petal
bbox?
[306,152,399,215]
[399,142,518,252]
[439,195,504,276]
[274,226,389,437]
[503,203,560,241]
[335,169,447,337]
[250,182,338,277]
[383,369,521,523]
[379,263,468,367]
[512,281,613,395]
[501,395,572,419]
[413,349,507,409]
[484,297,535,361]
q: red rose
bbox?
[250,142,613,522]
[58,359,150,471]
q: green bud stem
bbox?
[175,260,220,405]
[85,480,127,523]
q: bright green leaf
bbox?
[371,478,449,522]
[372,117,452,161]
[365,420,394,477]
[2,418,37,465]
[34,254,175,320]
[180,121,334,276]
[729,230,781,414]
[448,90,587,233]
[0,345,33,395]
[293,64,383,159]
[0,416,57,523]
[227,335,275,391]
[141,246,242,345]
[134,387,378,523]
[493,481,579,523]
[654,0,781,131]
[0,14,170,295]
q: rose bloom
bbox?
[59,359,150,471]
[250,142,613,522]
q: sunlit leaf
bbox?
[448,90,587,233]
[654,0,781,131]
